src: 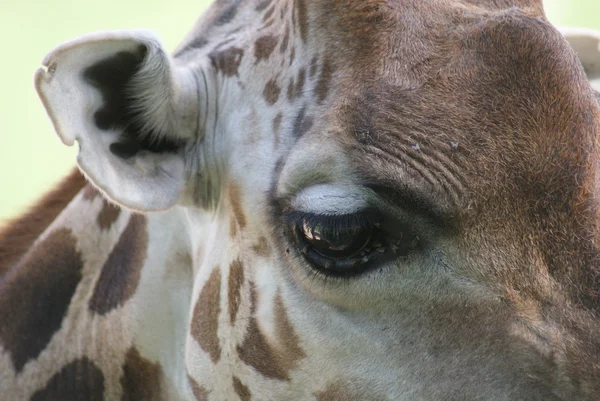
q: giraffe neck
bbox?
[0,185,195,400]
[0,169,86,278]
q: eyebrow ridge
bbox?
[367,184,457,231]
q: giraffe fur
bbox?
[2,0,600,400]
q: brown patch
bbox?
[238,284,286,380]
[252,236,270,257]
[315,382,351,401]
[295,0,308,43]
[0,168,85,278]
[309,55,319,77]
[210,47,244,76]
[229,183,247,234]
[292,106,314,137]
[230,216,238,238]
[88,214,148,315]
[263,79,281,105]
[84,186,121,231]
[30,358,105,401]
[191,268,222,364]
[188,375,209,401]
[232,376,251,401]
[273,291,306,369]
[315,57,334,103]
[287,69,306,101]
[273,112,283,133]
[273,112,283,146]
[254,35,278,63]
[317,1,392,69]
[289,47,296,66]
[280,26,290,53]
[287,78,296,101]
[97,200,121,230]
[0,228,83,373]
[120,347,163,401]
[237,285,305,381]
[82,183,99,200]
[228,259,244,324]
[295,67,306,97]
[314,380,385,401]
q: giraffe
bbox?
[2,0,600,399]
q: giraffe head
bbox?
[33,0,600,399]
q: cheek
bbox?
[272,292,407,397]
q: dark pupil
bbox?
[301,219,373,258]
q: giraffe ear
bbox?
[562,28,600,92]
[35,30,199,212]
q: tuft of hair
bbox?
[125,39,185,144]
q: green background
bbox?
[1,0,598,220]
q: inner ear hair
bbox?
[83,42,186,159]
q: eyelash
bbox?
[284,210,420,279]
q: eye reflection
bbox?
[300,217,373,258]
[287,210,422,277]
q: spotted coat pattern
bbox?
[1,0,600,400]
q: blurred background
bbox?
[0,0,599,220]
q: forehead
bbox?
[185,0,598,214]
[319,5,599,214]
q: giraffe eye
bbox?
[287,211,419,277]
[299,217,374,259]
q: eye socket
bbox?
[287,211,420,277]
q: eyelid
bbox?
[290,185,370,215]
[284,209,381,228]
